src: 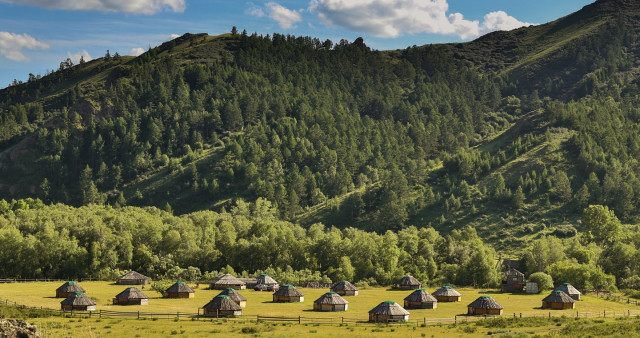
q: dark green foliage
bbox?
[2,0,640,254]
[0,198,500,286]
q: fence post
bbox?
[549,312,551,318]
[519,313,522,318]
[138,311,140,319]
[513,313,516,318]
[604,311,606,318]
[576,311,578,318]
[99,310,102,319]
[342,317,344,324]
[298,316,301,324]
[454,316,456,324]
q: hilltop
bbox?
[1,0,640,252]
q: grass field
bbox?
[1,282,640,336]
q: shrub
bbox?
[552,225,578,238]
[528,272,554,293]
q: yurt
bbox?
[313,292,349,311]
[202,295,242,317]
[368,301,409,322]
[542,290,576,309]
[331,280,359,296]
[433,286,462,302]
[403,289,437,309]
[467,296,503,315]
[272,284,304,302]
[554,283,581,300]
[217,288,247,308]
[56,281,85,298]
[113,287,149,305]
[165,281,195,298]
[60,292,96,311]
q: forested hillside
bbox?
[1,0,640,253]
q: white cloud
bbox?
[265,2,302,29]
[309,0,533,39]
[0,31,49,62]
[246,3,265,17]
[480,11,533,35]
[67,50,92,64]
[170,33,181,40]
[130,47,145,56]
[0,0,186,15]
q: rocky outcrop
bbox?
[0,319,43,338]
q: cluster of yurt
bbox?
[61,292,97,311]
[52,269,586,321]
[56,281,86,298]
[57,281,96,312]
[202,295,242,317]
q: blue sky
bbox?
[0,0,594,88]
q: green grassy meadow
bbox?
[1,282,640,337]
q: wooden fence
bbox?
[2,296,640,326]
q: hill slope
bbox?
[1,0,640,252]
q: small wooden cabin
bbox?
[368,301,409,322]
[217,288,247,308]
[467,296,503,315]
[313,292,348,311]
[56,281,85,298]
[116,271,150,285]
[331,280,358,296]
[272,284,304,302]
[542,290,576,309]
[165,281,195,298]
[501,268,525,292]
[432,286,462,302]
[210,274,246,290]
[113,287,149,305]
[202,295,242,317]
[404,289,437,309]
[394,275,422,290]
[554,283,581,300]
[61,292,96,311]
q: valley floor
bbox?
[0,282,639,336]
